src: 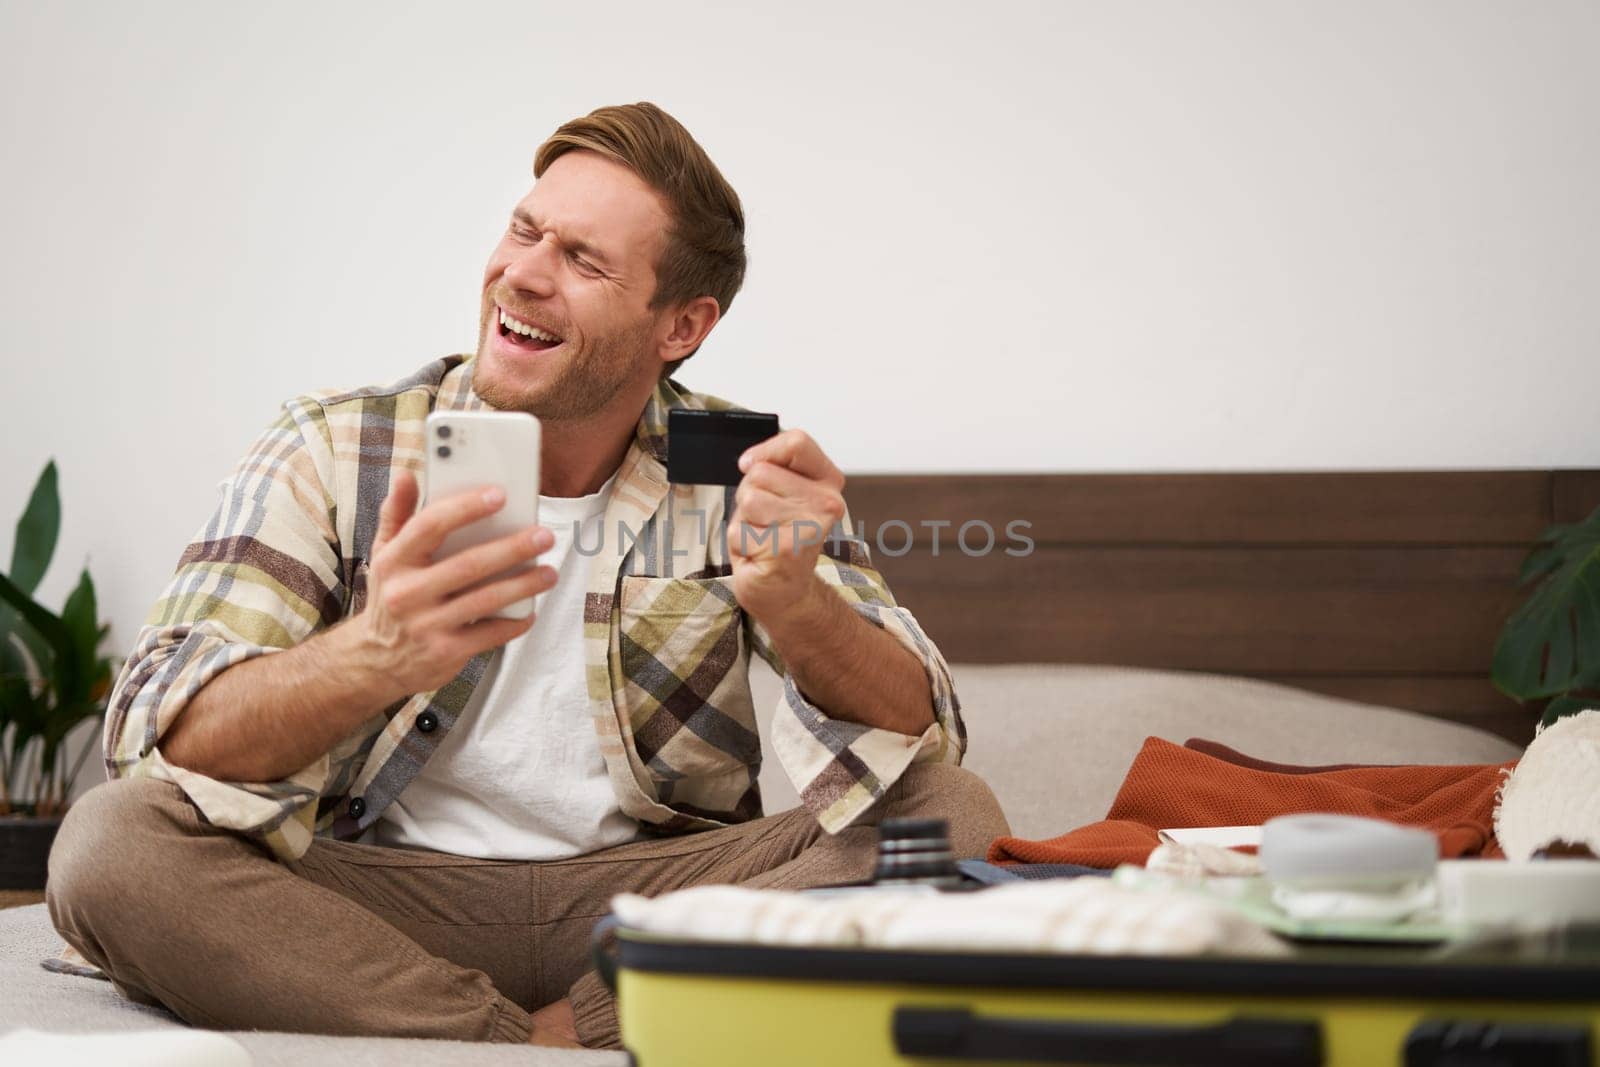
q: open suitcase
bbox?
[596,920,1600,1065]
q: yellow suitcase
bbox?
[597,921,1600,1065]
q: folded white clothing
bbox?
[610,879,1288,957]
[1147,835,1264,878]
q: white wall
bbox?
[2,1,1596,794]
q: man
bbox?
[45,102,1007,1049]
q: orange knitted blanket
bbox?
[988,737,1518,867]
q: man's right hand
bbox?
[347,469,556,700]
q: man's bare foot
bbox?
[528,997,582,1048]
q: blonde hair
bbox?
[536,103,746,373]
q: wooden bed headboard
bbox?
[842,470,1600,745]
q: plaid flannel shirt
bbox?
[99,354,965,864]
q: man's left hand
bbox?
[727,429,846,624]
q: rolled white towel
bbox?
[1495,708,1600,860]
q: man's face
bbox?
[474,150,672,420]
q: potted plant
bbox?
[1492,504,1600,728]
[0,460,116,889]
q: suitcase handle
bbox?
[892,1007,1323,1066]
[590,914,622,993]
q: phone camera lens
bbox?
[436,445,452,459]
[436,425,452,439]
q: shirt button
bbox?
[416,711,439,734]
[347,796,367,819]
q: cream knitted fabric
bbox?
[611,880,1288,957]
[1495,708,1600,860]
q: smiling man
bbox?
[44,103,1006,1050]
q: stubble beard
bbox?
[473,313,655,422]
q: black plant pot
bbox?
[0,815,63,890]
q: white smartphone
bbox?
[423,410,541,620]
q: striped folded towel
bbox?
[611,879,1288,957]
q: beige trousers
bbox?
[45,763,1008,1049]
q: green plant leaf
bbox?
[0,602,51,691]
[60,719,102,803]
[1572,554,1600,675]
[44,697,101,744]
[33,699,105,814]
[0,674,32,736]
[91,655,115,703]
[1517,524,1571,585]
[1,681,48,804]
[9,460,60,596]
[1493,506,1600,701]
[60,568,98,705]
[1,616,27,683]
[0,570,79,706]
[1540,692,1600,729]
[1,462,116,812]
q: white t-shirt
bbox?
[374,470,637,860]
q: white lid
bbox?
[1260,813,1438,887]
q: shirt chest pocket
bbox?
[616,574,761,779]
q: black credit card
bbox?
[667,409,780,486]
